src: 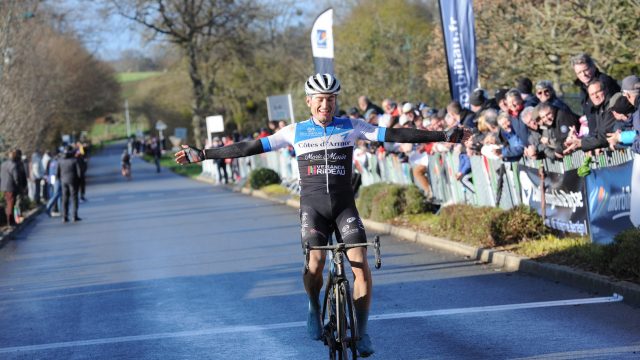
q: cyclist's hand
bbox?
[175,145,205,164]
[445,126,472,144]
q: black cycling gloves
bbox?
[183,145,206,163]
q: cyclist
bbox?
[175,73,470,357]
[121,149,131,179]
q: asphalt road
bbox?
[0,143,639,360]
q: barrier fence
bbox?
[200,147,639,244]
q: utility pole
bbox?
[125,99,132,154]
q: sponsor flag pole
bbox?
[311,8,334,75]
[438,0,478,108]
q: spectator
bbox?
[498,112,525,161]
[446,100,474,130]
[29,149,44,204]
[402,102,423,129]
[607,75,640,153]
[76,149,87,201]
[41,150,52,201]
[564,81,617,153]
[505,89,531,146]
[494,88,510,114]
[364,108,379,125]
[466,89,493,131]
[357,95,384,116]
[534,80,572,113]
[0,149,20,228]
[456,138,479,193]
[212,137,229,184]
[522,107,543,159]
[348,107,362,120]
[536,102,579,158]
[379,99,400,128]
[570,53,620,128]
[45,151,61,217]
[268,121,278,134]
[14,149,28,218]
[257,127,271,138]
[57,145,82,223]
[516,77,540,108]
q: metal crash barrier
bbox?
[200,147,638,243]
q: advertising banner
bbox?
[311,8,334,75]
[631,153,640,227]
[266,94,295,123]
[519,166,589,235]
[205,115,224,144]
[585,161,635,244]
[438,0,478,108]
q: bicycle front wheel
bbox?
[336,282,358,360]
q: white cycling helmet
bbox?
[304,73,341,96]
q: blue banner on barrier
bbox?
[519,166,589,236]
[586,161,635,244]
[438,0,478,108]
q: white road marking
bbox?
[370,293,623,321]
[511,345,640,360]
[0,294,623,354]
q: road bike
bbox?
[304,235,381,360]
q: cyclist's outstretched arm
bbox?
[382,126,471,144]
[175,140,265,164]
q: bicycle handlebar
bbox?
[303,235,381,274]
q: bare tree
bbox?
[111,0,260,148]
[0,2,120,154]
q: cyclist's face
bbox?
[307,94,336,125]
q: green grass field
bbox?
[143,154,202,178]
[89,123,129,141]
[116,72,164,83]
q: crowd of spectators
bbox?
[0,142,89,229]
[335,53,639,199]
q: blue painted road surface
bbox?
[1,144,639,359]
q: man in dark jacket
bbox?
[0,149,20,227]
[570,53,620,127]
[516,77,540,108]
[76,149,87,201]
[56,146,82,223]
[536,102,580,157]
[564,81,621,153]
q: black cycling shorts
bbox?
[299,193,367,247]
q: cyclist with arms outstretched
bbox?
[175,74,470,357]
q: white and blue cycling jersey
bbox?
[259,117,386,195]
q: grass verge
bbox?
[260,184,292,196]
[142,154,202,178]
